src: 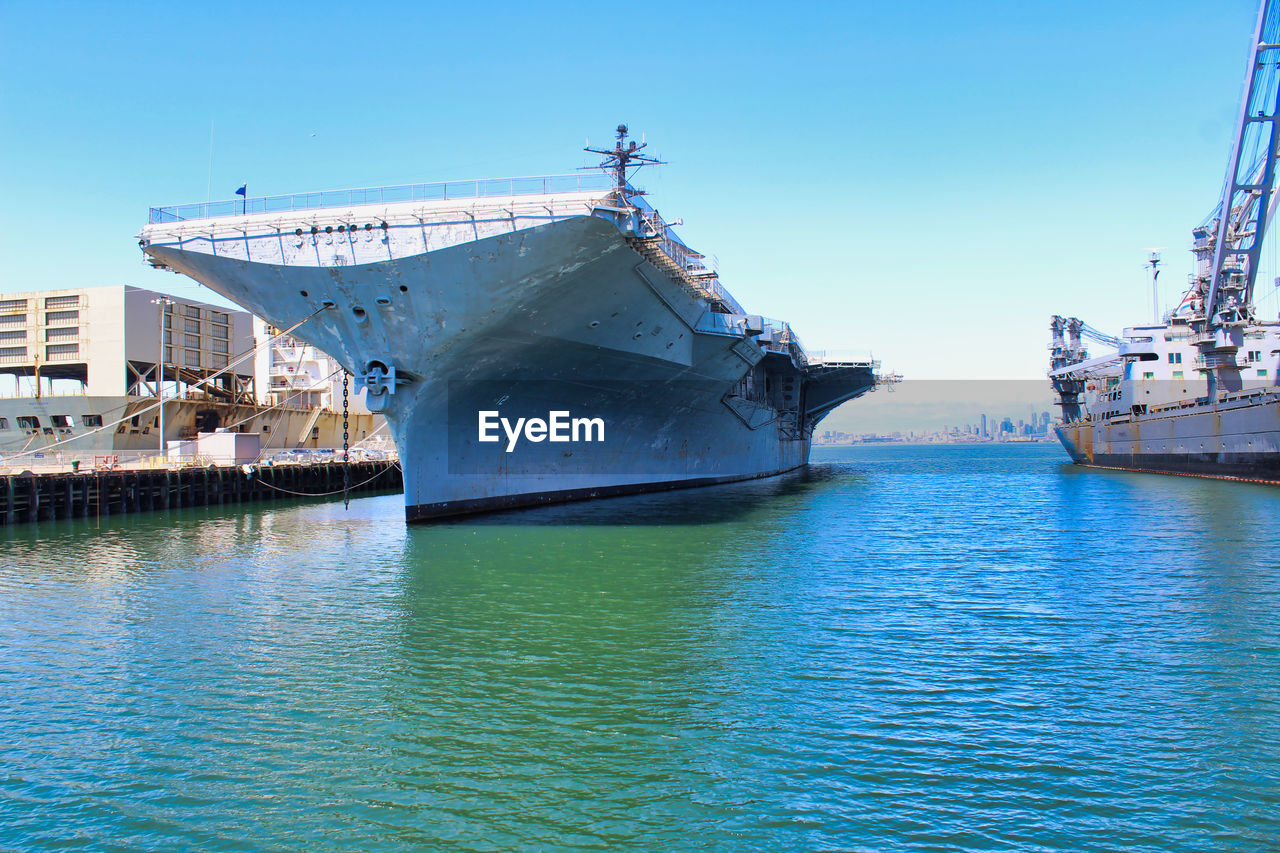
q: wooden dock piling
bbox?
[0,461,402,526]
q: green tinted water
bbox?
[3,444,1279,850]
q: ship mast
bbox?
[584,124,664,201]
[1199,0,1280,343]
[1147,251,1161,323]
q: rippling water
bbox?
[3,443,1280,851]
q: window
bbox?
[211,311,229,324]
[44,295,79,309]
[45,310,78,324]
[1143,372,1154,380]
[212,354,228,368]
[0,298,27,312]
[0,346,26,360]
[184,318,200,333]
[1250,350,1262,362]
[46,343,79,359]
[81,414,103,427]
[185,349,201,367]
[45,327,77,341]
[164,346,173,362]
[0,329,24,341]
[0,418,7,429]
[17,416,39,429]
[163,313,172,329]
[1173,371,1184,379]
[211,324,229,340]
[50,415,72,428]
[184,305,201,318]
[163,331,172,345]
[1168,352,1182,364]
[0,314,23,327]
[1260,369,1269,378]
[184,333,201,348]
[212,339,228,354]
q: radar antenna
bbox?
[583,124,665,200]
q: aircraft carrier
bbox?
[139,127,882,520]
[1049,0,1280,483]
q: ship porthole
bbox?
[633,333,642,340]
[325,226,333,234]
[352,306,367,320]
[365,223,373,231]
[589,321,600,328]
[375,297,391,306]
[337,225,345,232]
[295,228,303,237]
[399,285,408,293]
[300,290,309,298]
[310,226,318,234]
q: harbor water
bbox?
[3,443,1279,851]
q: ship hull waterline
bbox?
[1054,394,1280,484]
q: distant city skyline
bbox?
[817,380,1057,435]
[0,0,1269,382]
[817,408,1054,445]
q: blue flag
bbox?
[235,184,246,197]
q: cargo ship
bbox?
[1049,0,1280,482]
[139,127,882,520]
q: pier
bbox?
[0,460,402,526]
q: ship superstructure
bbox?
[1049,0,1280,481]
[139,127,882,520]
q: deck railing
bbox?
[149,172,616,224]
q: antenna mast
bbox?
[1148,251,1161,323]
[583,124,664,201]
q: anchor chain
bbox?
[342,370,350,510]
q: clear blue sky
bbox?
[0,0,1265,384]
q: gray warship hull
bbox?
[140,176,877,520]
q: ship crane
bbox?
[1193,0,1280,396]
[1078,323,1120,350]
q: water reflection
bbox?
[2,445,1280,850]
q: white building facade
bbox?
[251,318,370,414]
[0,285,254,400]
